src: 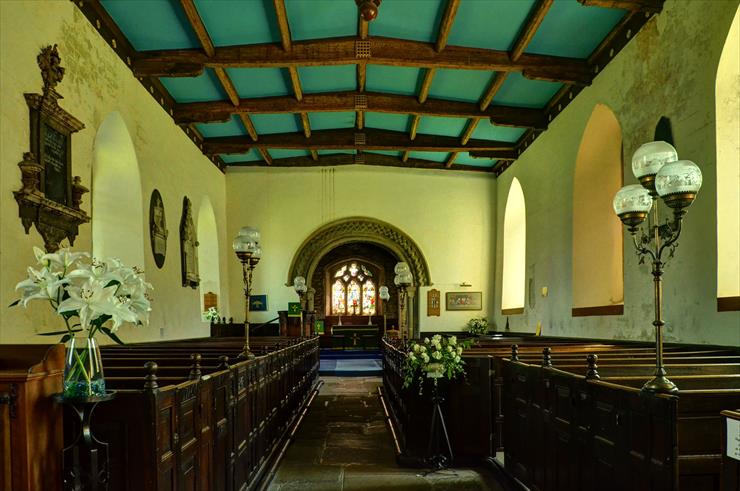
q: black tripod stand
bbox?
[423,383,454,474]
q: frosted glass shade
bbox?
[233,226,260,253]
[293,276,307,293]
[394,272,412,286]
[613,184,653,215]
[631,141,678,180]
[379,286,390,301]
[655,159,703,200]
[394,262,410,275]
[252,245,262,259]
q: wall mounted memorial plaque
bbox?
[179,197,200,288]
[427,289,440,316]
[14,45,90,251]
[149,189,167,268]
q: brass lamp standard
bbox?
[379,286,390,337]
[293,276,308,334]
[394,262,413,342]
[613,141,703,394]
[233,226,262,359]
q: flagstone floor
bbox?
[265,377,505,491]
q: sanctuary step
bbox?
[319,348,382,376]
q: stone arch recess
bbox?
[287,217,432,288]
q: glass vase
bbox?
[63,336,106,399]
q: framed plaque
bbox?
[427,289,440,316]
[446,291,483,311]
[149,189,167,268]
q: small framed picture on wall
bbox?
[446,291,482,311]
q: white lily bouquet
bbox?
[467,317,489,336]
[402,335,469,395]
[204,306,220,322]
[12,247,153,398]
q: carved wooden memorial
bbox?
[427,288,440,316]
[14,45,89,252]
[180,197,200,288]
[149,189,168,268]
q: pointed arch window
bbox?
[331,261,376,315]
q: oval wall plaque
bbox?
[149,189,167,268]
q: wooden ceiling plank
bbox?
[288,66,304,101]
[229,152,493,172]
[401,151,410,162]
[418,68,436,104]
[461,118,481,145]
[577,0,663,13]
[132,37,593,85]
[179,0,215,57]
[310,149,319,161]
[174,91,547,129]
[300,112,311,138]
[409,115,421,141]
[203,128,516,155]
[359,17,369,40]
[239,114,259,141]
[445,152,459,168]
[273,0,293,51]
[213,67,240,106]
[511,0,554,62]
[356,111,365,130]
[479,72,509,111]
[258,147,273,165]
[436,0,461,52]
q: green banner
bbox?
[287,302,302,317]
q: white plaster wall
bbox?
[225,166,496,333]
[493,0,740,346]
[0,1,230,343]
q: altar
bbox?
[330,325,380,350]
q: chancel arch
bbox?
[92,111,145,267]
[716,6,740,310]
[501,178,526,314]
[571,104,624,316]
[197,196,221,317]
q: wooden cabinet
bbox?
[0,344,64,491]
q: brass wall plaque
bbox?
[427,288,440,317]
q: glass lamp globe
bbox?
[233,226,260,254]
[379,286,390,301]
[631,141,678,190]
[613,184,653,228]
[394,262,410,275]
[655,160,702,210]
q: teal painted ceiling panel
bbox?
[448,0,535,50]
[472,122,526,143]
[270,149,310,159]
[370,0,444,43]
[195,115,245,138]
[308,112,356,130]
[366,66,421,96]
[251,114,301,134]
[160,69,225,102]
[365,113,411,133]
[226,67,291,98]
[492,72,563,108]
[221,150,260,164]
[429,69,492,103]
[365,150,401,157]
[285,0,357,40]
[194,0,279,46]
[417,116,467,137]
[455,152,495,167]
[409,151,447,163]
[298,65,356,93]
[528,0,626,58]
[101,0,199,51]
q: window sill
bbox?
[718,296,740,312]
[501,308,524,315]
[571,305,624,317]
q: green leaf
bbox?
[39,329,82,336]
[8,299,20,307]
[100,327,125,345]
[60,334,71,343]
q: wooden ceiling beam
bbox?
[132,37,592,85]
[577,0,663,13]
[258,148,273,165]
[460,118,481,145]
[203,128,517,155]
[239,114,259,141]
[179,0,215,57]
[357,15,368,130]
[436,0,461,52]
[173,91,546,128]
[273,0,292,51]
[445,152,458,168]
[418,68,436,104]
[511,0,554,62]
[408,115,421,141]
[228,152,494,172]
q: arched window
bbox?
[502,178,526,314]
[92,112,145,267]
[197,196,221,318]
[331,261,377,315]
[716,7,740,310]
[572,104,624,316]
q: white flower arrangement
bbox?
[402,334,469,394]
[467,317,489,336]
[204,306,220,322]
[12,247,153,343]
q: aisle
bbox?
[265,377,504,490]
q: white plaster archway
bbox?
[92,111,145,267]
[502,178,526,313]
[197,196,221,316]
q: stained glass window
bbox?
[362,280,376,315]
[332,280,346,314]
[330,261,377,315]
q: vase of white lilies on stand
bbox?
[12,247,153,399]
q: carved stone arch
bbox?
[287,217,432,288]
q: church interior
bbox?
[1,0,739,489]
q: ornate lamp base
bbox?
[641,374,679,394]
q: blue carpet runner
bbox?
[319,349,382,376]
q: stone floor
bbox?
[266,377,504,491]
